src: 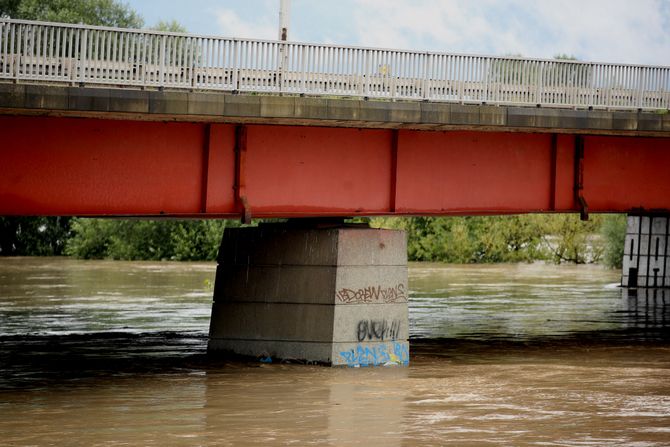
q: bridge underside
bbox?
[1,114,669,218]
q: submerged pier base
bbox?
[208,223,409,366]
[622,216,670,289]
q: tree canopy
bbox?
[0,0,144,28]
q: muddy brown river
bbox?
[1,258,668,446]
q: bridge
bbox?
[1,19,669,366]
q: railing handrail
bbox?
[1,18,669,112]
[1,18,668,71]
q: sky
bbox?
[124,0,670,66]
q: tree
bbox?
[65,219,234,261]
[152,19,187,33]
[1,0,144,28]
[0,216,71,255]
[601,215,627,269]
[542,214,603,264]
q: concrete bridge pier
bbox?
[622,215,670,289]
[208,222,409,366]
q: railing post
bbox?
[300,44,306,94]
[535,62,544,106]
[422,52,430,100]
[637,67,644,109]
[159,33,166,87]
[189,37,196,88]
[232,40,239,91]
[79,28,88,84]
[12,23,20,80]
[279,41,286,93]
[363,50,369,97]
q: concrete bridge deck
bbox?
[1,83,668,137]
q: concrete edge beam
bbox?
[108,89,149,113]
[68,87,110,112]
[420,102,450,124]
[293,97,328,120]
[327,98,360,121]
[2,83,668,136]
[663,114,670,132]
[388,101,421,123]
[260,95,295,118]
[24,84,69,109]
[187,91,224,115]
[637,112,663,132]
[360,100,392,122]
[224,94,261,117]
[0,83,25,108]
[612,111,639,131]
[450,104,481,125]
[479,105,506,126]
[149,90,188,114]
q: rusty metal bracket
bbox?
[574,135,589,221]
[233,125,251,224]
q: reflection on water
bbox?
[410,262,668,342]
[0,258,213,335]
[1,258,669,446]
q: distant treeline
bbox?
[0,215,626,268]
[371,215,626,268]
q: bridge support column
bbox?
[208,223,409,366]
[622,215,670,289]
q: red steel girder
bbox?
[0,115,668,217]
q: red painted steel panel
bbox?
[244,126,392,215]
[1,114,669,217]
[395,131,554,213]
[584,136,670,212]
[554,134,577,211]
[204,124,237,214]
[0,116,205,215]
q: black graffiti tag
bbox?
[356,319,402,342]
[336,283,407,304]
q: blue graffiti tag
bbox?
[338,341,409,367]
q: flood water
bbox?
[1,258,669,446]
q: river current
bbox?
[1,258,669,446]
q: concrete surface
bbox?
[622,216,670,288]
[1,82,668,137]
[208,224,409,366]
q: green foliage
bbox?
[0,217,72,256]
[2,214,628,264]
[152,19,187,33]
[2,0,144,28]
[553,54,579,61]
[373,214,625,265]
[65,219,233,261]
[542,214,603,264]
[0,0,21,18]
[372,215,549,263]
[601,215,627,269]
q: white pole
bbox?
[278,0,291,92]
[279,0,291,41]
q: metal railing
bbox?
[1,18,669,111]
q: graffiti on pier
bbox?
[336,283,407,304]
[356,319,402,342]
[338,341,409,367]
